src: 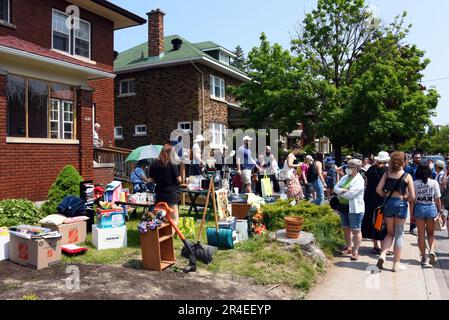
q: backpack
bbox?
[307,161,319,183]
[57,196,87,217]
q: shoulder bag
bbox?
[373,172,406,232]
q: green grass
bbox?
[61,205,325,297]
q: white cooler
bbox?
[0,228,10,261]
[92,225,127,250]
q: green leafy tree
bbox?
[41,165,83,216]
[231,45,248,72]
[291,0,439,162]
[230,33,317,134]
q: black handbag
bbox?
[330,194,349,214]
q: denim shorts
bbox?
[414,203,438,220]
[339,212,364,230]
[383,197,408,219]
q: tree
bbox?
[231,45,248,72]
[291,0,439,163]
[230,33,317,134]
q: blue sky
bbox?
[112,0,449,125]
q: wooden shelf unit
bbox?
[140,223,175,271]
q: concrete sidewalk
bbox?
[307,225,448,300]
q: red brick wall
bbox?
[0,0,114,67]
[114,63,243,150]
[90,78,115,147]
[93,166,114,186]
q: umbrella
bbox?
[126,145,163,162]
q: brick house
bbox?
[0,0,145,201]
[114,9,250,151]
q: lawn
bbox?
[61,204,338,298]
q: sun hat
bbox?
[348,159,362,167]
[374,151,390,163]
[242,136,253,142]
[194,135,205,143]
[436,160,445,168]
[306,155,314,162]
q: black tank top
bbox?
[383,174,408,195]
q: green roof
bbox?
[192,41,221,51]
[114,35,246,79]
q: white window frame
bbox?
[51,9,91,60]
[210,75,226,101]
[49,99,74,140]
[134,124,147,136]
[178,122,192,133]
[0,0,10,23]
[119,79,136,97]
[114,126,123,140]
[210,123,226,148]
[219,51,230,65]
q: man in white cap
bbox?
[192,134,205,177]
[237,136,261,193]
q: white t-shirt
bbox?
[414,179,441,204]
[192,143,202,165]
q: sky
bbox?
[111,0,449,125]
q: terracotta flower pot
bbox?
[284,216,304,239]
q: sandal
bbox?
[387,250,394,256]
[372,248,381,255]
[350,253,359,261]
[340,247,352,255]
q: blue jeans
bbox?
[384,197,408,219]
[339,212,365,230]
[414,203,438,219]
[311,179,324,205]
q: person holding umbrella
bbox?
[149,144,182,226]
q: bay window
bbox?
[52,9,91,59]
[7,75,76,140]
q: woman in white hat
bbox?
[192,135,205,177]
[361,151,391,255]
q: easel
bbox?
[197,175,220,241]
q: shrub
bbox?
[41,165,83,216]
[261,200,344,256]
[0,199,43,227]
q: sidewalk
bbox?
[307,223,447,300]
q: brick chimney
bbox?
[147,9,165,58]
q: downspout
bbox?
[191,61,205,134]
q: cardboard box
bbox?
[92,225,127,250]
[0,228,10,261]
[42,221,86,245]
[9,234,62,270]
[96,209,126,229]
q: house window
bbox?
[210,75,225,100]
[0,0,10,23]
[114,126,123,140]
[210,123,226,147]
[6,75,76,140]
[52,9,91,59]
[119,79,135,96]
[219,52,230,65]
[178,122,191,133]
[135,124,147,136]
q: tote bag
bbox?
[261,173,273,197]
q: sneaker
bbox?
[421,257,428,266]
[393,263,407,272]
[429,252,437,266]
[377,254,386,270]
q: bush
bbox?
[0,199,43,227]
[261,200,344,256]
[41,165,83,216]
